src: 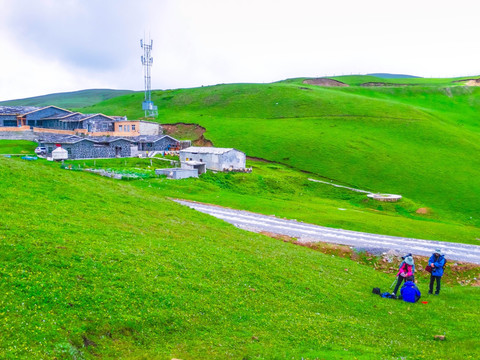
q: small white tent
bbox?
[52,146,68,161]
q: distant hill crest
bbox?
[367,73,421,79]
[0,89,134,108]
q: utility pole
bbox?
[140,36,158,118]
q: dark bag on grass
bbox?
[381,292,397,299]
[372,287,381,295]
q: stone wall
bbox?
[0,115,18,127]
[0,130,37,141]
[218,150,246,170]
[0,128,87,141]
[152,136,178,151]
[84,115,115,132]
[34,128,77,135]
[139,121,161,135]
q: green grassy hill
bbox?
[0,89,133,109]
[75,77,480,233]
[1,155,479,359]
[0,140,37,155]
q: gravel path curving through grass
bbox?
[175,199,480,264]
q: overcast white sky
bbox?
[1,0,480,100]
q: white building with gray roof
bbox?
[179,146,246,171]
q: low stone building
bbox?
[180,160,207,175]
[38,134,179,159]
[179,147,246,171]
[136,135,179,152]
[155,168,199,179]
[0,106,40,127]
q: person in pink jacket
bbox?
[393,255,415,296]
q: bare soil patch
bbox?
[162,123,213,147]
[260,231,296,242]
[466,79,480,86]
[303,78,349,87]
[452,78,480,86]
[360,82,408,87]
[246,156,274,163]
[415,207,431,215]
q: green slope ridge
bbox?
[75,78,480,229]
[1,156,479,359]
[0,89,134,108]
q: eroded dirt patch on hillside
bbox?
[416,207,432,215]
[360,82,408,87]
[162,123,213,146]
[452,78,480,86]
[466,79,480,86]
[303,78,349,87]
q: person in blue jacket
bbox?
[400,276,421,303]
[428,248,446,295]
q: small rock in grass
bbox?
[434,335,446,341]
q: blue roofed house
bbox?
[0,106,42,127]
[1,105,180,159]
[22,106,73,128]
[0,105,129,132]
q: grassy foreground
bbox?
[1,156,479,359]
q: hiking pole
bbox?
[390,276,398,289]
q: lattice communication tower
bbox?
[140,37,158,117]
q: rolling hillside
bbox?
[0,89,133,109]
[74,76,480,231]
[2,79,480,358]
[1,154,479,359]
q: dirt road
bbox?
[175,199,480,264]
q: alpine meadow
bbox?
[1,74,480,359]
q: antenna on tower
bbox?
[140,35,158,118]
